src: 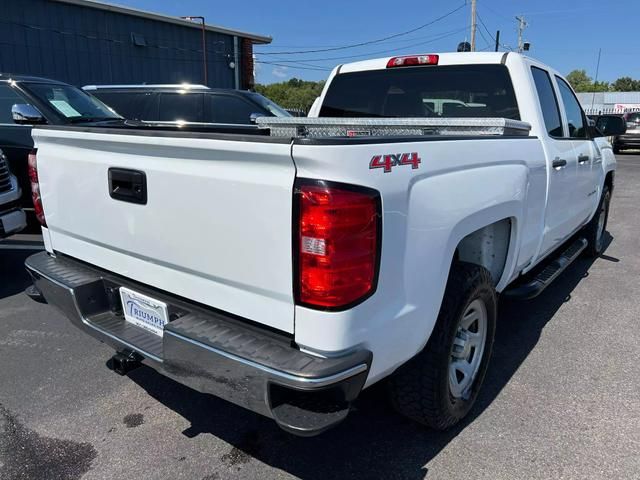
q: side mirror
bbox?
[593,115,627,137]
[12,104,47,125]
[249,113,265,124]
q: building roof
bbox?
[577,91,640,104]
[52,0,272,44]
[576,91,640,112]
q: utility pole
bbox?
[495,30,500,52]
[181,16,208,85]
[470,0,477,52]
[516,15,528,53]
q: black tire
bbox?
[387,262,497,430]
[613,145,621,155]
[584,185,611,257]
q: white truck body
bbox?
[27,53,617,435]
[34,132,297,333]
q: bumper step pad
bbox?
[25,251,371,436]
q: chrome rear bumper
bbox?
[25,251,371,436]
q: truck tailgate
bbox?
[33,128,296,333]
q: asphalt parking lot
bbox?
[1,155,639,480]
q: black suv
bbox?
[0,73,124,227]
[83,84,291,126]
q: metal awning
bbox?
[52,0,272,44]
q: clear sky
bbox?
[116,0,640,85]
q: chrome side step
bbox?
[503,238,588,300]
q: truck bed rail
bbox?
[256,117,531,138]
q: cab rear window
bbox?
[319,64,520,120]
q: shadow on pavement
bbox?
[126,235,613,479]
[0,249,35,300]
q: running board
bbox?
[503,238,588,300]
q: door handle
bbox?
[108,168,147,205]
[552,158,567,169]
[578,154,590,164]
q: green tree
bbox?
[255,79,325,113]
[566,70,595,92]
[592,80,610,92]
[611,77,640,92]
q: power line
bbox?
[259,23,471,51]
[256,27,469,65]
[264,59,334,69]
[476,26,492,51]
[256,61,330,72]
[476,13,496,44]
[476,11,513,51]
[481,2,512,22]
[256,3,466,55]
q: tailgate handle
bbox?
[108,168,147,205]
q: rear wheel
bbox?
[584,185,611,257]
[387,262,496,430]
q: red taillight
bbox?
[386,54,439,68]
[27,149,46,226]
[295,180,381,309]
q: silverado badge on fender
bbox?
[369,152,422,173]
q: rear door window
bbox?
[92,91,154,120]
[209,95,258,124]
[319,64,520,119]
[156,93,205,122]
[555,77,587,138]
[531,67,563,137]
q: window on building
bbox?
[131,33,147,47]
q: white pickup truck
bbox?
[25,53,625,436]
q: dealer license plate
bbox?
[119,287,169,337]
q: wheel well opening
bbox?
[455,219,512,285]
[605,171,614,193]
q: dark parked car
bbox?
[0,76,272,229]
[0,148,26,238]
[82,84,291,126]
[612,111,640,153]
[0,73,124,227]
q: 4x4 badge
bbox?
[369,152,421,173]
